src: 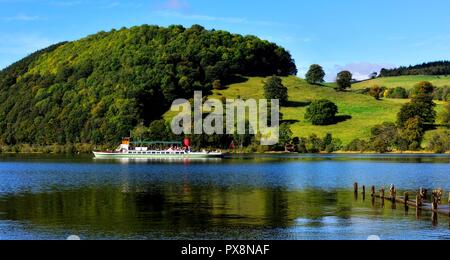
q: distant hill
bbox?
[0,24,296,146]
[380,61,450,77]
[352,75,450,90]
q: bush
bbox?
[370,122,398,153]
[428,131,450,153]
[322,133,342,153]
[369,85,384,100]
[385,87,408,99]
[433,86,450,101]
[305,99,338,125]
[345,139,368,152]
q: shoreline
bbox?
[1,150,449,156]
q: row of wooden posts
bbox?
[353,182,450,217]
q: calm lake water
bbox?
[0,154,449,240]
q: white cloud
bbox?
[330,62,396,81]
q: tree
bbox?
[370,122,398,153]
[385,87,408,99]
[305,64,325,84]
[428,131,450,153]
[306,134,323,153]
[322,133,342,153]
[279,123,293,145]
[369,72,378,79]
[369,85,383,100]
[410,81,434,97]
[397,81,436,128]
[148,119,173,141]
[398,117,424,150]
[305,99,338,125]
[336,71,352,91]
[442,102,450,125]
[264,76,288,106]
[379,61,450,77]
[0,25,297,146]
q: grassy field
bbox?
[352,75,450,90]
[164,76,447,145]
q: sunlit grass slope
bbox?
[211,76,405,144]
[165,76,446,145]
[352,75,450,90]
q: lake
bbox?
[0,154,449,240]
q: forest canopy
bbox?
[0,24,297,146]
[380,61,450,77]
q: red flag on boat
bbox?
[183,138,191,147]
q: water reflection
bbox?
[0,185,448,240]
[0,154,449,240]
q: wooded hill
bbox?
[380,61,450,77]
[0,25,296,146]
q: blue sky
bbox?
[1,0,450,81]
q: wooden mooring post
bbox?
[432,193,438,212]
[404,192,409,209]
[390,185,397,202]
[354,183,450,219]
[420,188,428,201]
[416,194,422,207]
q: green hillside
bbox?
[352,75,450,90]
[171,76,446,144]
[0,25,296,146]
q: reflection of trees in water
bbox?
[0,186,372,237]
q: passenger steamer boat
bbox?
[93,138,224,159]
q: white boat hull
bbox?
[93,151,224,160]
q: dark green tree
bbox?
[442,102,450,125]
[305,99,338,125]
[397,81,436,128]
[305,64,325,84]
[279,123,293,145]
[264,76,288,106]
[398,117,424,150]
[336,71,352,91]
